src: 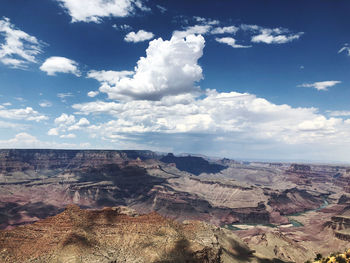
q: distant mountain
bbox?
[160,153,227,175]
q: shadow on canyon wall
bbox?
[160,153,227,176]
[0,202,61,229]
[154,235,288,263]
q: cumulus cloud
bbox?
[72,89,350,147]
[0,17,42,68]
[211,26,238,34]
[0,105,48,122]
[54,113,75,125]
[73,90,327,136]
[49,113,90,136]
[338,44,350,56]
[87,70,134,83]
[68,117,90,130]
[298,80,341,91]
[251,28,303,44]
[65,26,350,161]
[56,0,149,23]
[48,128,59,136]
[87,91,99,97]
[124,30,154,43]
[40,56,81,76]
[215,37,251,48]
[90,34,205,101]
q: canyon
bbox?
[0,149,349,262]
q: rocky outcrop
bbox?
[288,164,311,173]
[267,188,323,215]
[334,231,350,242]
[0,205,277,263]
[338,195,350,204]
[285,164,342,186]
[334,171,350,193]
[325,206,350,241]
[137,185,270,225]
[0,149,158,173]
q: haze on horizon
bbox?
[0,0,350,163]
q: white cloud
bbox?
[338,44,350,56]
[172,23,302,47]
[60,133,76,138]
[0,17,42,68]
[211,26,238,34]
[48,128,59,136]
[73,89,350,150]
[327,110,350,117]
[112,24,132,31]
[57,92,74,102]
[239,24,261,32]
[0,120,25,129]
[193,16,206,23]
[87,70,134,83]
[156,5,167,13]
[54,113,76,125]
[56,0,149,23]
[173,25,212,39]
[193,16,219,26]
[64,26,350,161]
[40,56,81,76]
[14,97,25,102]
[251,28,303,44]
[215,37,251,48]
[124,30,154,43]
[68,117,90,130]
[0,133,41,147]
[87,91,99,97]
[91,34,205,101]
[298,81,341,91]
[0,106,48,122]
[49,114,90,136]
[39,100,52,107]
[0,132,80,148]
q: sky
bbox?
[0,0,350,163]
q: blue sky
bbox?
[0,0,350,162]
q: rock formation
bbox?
[0,149,349,262]
[0,205,281,263]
